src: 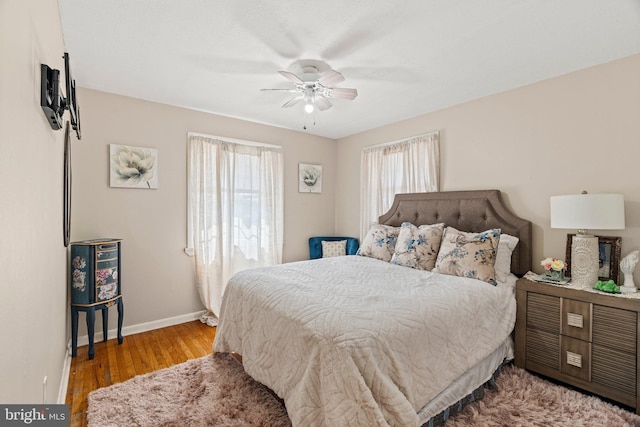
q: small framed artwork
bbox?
[299,163,322,193]
[565,234,622,282]
[110,144,158,189]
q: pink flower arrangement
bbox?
[540,257,566,272]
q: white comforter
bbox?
[213,255,516,427]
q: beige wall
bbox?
[0,0,68,403]
[72,89,336,332]
[337,54,640,282]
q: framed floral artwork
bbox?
[299,163,322,193]
[109,144,158,189]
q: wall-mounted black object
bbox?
[63,121,72,247]
[64,52,81,139]
[40,63,63,130]
[40,52,81,139]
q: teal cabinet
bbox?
[70,239,124,359]
[71,239,121,305]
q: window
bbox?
[360,132,440,239]
[186,133,283,324]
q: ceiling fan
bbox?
[261,61,358,114]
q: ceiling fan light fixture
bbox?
[263,60,358,116]
[303,87,315,113]
[304,102,314,114]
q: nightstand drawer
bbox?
[562,299,591,341]
[527,293,560,333]
[561,336,591,382]
[593,305,637,354]
[592,344,637,397]
[526,328,560,369]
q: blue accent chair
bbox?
[309,236,359,259]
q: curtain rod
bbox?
[363,130,439,150]
[187,131,281,149]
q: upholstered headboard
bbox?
[378,190,532,276]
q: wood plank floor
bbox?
[65,320,217,427]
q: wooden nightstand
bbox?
[515,278,640,414]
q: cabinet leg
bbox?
[117,299,124,345]
[101,308,108,342]
[71,307,78,357]
[86,309,95,360]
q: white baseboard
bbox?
[58,347,71,404]
[72,310,207,347]
[58,310,207,403]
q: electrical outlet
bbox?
[42,376,47,404]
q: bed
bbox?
[213,190,532,426]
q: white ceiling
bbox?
[58,0,640,140]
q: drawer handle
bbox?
[567,313,583,328]
[99,244,117,250]
[566,351,582,368]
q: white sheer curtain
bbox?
[360,132,440,240]
[186,133,283,326]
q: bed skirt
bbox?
[420,359,511,427]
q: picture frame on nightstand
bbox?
[565,234,622,282]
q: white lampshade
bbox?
[550,193,625,231]
[550,193,625,288]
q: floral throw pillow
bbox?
[322,240,347,258]
[358,224,399,262]
[434,226,502,285]
[391,222,445,270]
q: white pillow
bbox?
[322,240,347,258]
[495,233,519,283]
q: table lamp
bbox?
[550,192,625,287]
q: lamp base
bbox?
[571,234,599,288]
[620,285,637,293]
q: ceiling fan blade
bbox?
[282,95,303,108]
[314,96,333,111]
[278,70,303,84]
[326,87,358,100]
[260,88,298,92]
[318,69,345,87]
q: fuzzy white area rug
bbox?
[445,364,640,427]
[88,354,640,427]
[88,353,290,427]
